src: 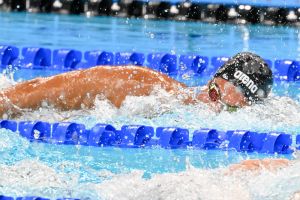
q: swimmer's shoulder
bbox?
[91,65,159,74]
[90,65,178,80]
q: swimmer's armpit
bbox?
[228,158,290,172]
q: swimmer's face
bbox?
[208,77,248,109]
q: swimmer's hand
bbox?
[228,158,289,172]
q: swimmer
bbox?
[0,52,273,118]
[0,50,294,190]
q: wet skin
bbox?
[229,158,289,172]
[0,65,248,117]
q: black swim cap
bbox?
[214,52,273,103]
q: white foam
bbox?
[0,160,99,199]
[93,167,252,200]
[0,68,295,134]
[0,158,299,200]
[0,69,16,90]
[77,157,300,200]
[0,125,298,200]
[14,87,300,133]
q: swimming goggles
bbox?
[208,80,239,112]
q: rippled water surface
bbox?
[1,12,300,59]
[0,12,300,200]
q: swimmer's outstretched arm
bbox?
[0,66,203,117]
[228,158,289,172]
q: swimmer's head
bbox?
[213,52,273,104]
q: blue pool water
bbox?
[0,12,300,200]
[1,12,300,60]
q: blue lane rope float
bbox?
[0,46,19,66]
[115,52,145,66]
[0,195,80,200]
[0,120,295,154]
[87,124,117,146]
[179,55,208,74]
[287,61,300,81]
[1,45,300,81]
[147,53,177,74]
[52,49,82,70]
[84,50,114,67]
[12,47,52,68]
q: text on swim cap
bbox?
[233,70,258,94]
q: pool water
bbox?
[0,12,300,200]
[1,11,300,59]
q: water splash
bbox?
[0,69,16,89]
[0,67,297,133]
[0,156,299,200]
[14,87,300,134]
[0,127,297,200]
[0,72,300,199]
